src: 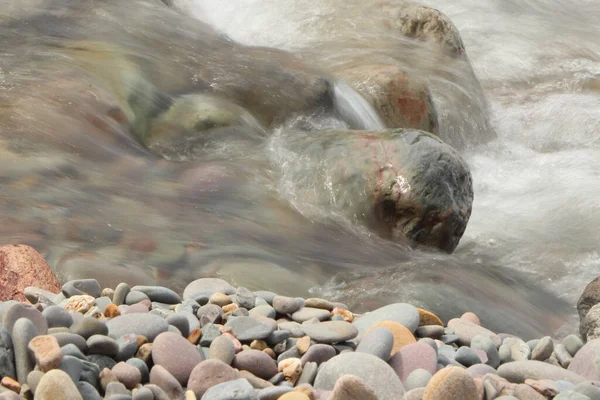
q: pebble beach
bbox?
[1,246,600,400]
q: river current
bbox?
[1,0,599,339]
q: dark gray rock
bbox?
[0,327,16,380]
[43,305,74,328]
[70,318,108,339]
[455,346,482,367]
[266,331,291,347]
[87,335,119,357]
[471,335,500,369]
[88,354,117,371]
[415,325,444,339]
[51,332,88,351]
[200,323,222,347]
[297,361,318,386]
[80,359,101,390]
[225,317,276,342]
[201,378,258,400]
[356,326,394,361]
[300,344,336,365]
[107,314,168,341]
[277,346,301,364]
[77,381,102,400]
[130,286,181,304]
[61,343,88,360]
[166,313,190,337]
[58,355,83,382]
[62,279,102,298]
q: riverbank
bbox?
[0,245,599,400]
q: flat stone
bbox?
[568,339,600,380]
[404,369,433,391]
[447,318,500,347]
[416,325,444,339]
[291,308,331,323]
[299,344,335,365]
[107,313,168,341]
[466,364,497,377]
[24,286,59,306]
[62,279,102,298]
[79,359,101,390]
[111,361,141,389]
[58,355,83,383]
[197,304,223,327]
[61,343,87,360]
[314,352,405,400]
[149,365,184,400]
[389,342,437,382]
[455,346,482,367]
[28,335,62,372]
[183,278,235,300]
[43,305,74,328]
[51,332,88,351]
[165,313,190,337]
[36,369,83,400]
[297,361,318,386]
[564,335,584,357]
[152,332,204,385]
[234,287,256,310]
[132,387,154,400]
[353,303,420,335]
[187,359,239,398]
[423,366,479,400]
[531,336,554,361]
[499,361,586,384]
[3,303,48,336]
[124,291,150,306]
[12,318,37,384]
[471,335,500,369]
[86,335,119,357]
[257,386,294,400]
[88,354,117,371]
[70,318,108,339]
[130,286,181,304]
[113,283,130,306]
[77,381,102,400]
[301,321,358,344]
[0,327,16,380]
[233,350,278,380]
[273,296,305,315]
[417,309,443,327]
[225,316,276,342]
[304,298,334,311]
[278,322,305,338]
[209,335,236,365]
[201,378,258,400]
[554,391,592,399]
[249,305,276,319]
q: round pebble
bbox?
[225,316,276,342]
[366,321,416,355]
[187,359,240,398]
[423,366,479,400]
[388,341,437,382]
[232,349,278,380]
[43,305,74,328]
[62,279,102,298]
[404,369,433,391]
[107,313,168,341]
[201,378,255,400]
[152,332,204,385]
[300,344,336,365]
[291,307,331,323]
[301,321,358,344]
[183,278,235,300]
[353,303,420,335]
[273,296,305,315]
[70,318,108,339]
[149,365,184,400]
[112,361,141,389]
[209,335,236,365]
[197,304,223,327]
[35,369,83,400]
[86,335,119,357]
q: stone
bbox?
[0,245,61,303]
[249,305,276,319]
[564,335,584,357]
[115,334,139,362]
[499,337,530,363]
[366,321,416,355]
[555,344,573,368]
[64,295,96,313]
[454,346,482,367]
[300,344,336,365]
[568,339,600,381]
[388,342,437,382]
[187,359,239,398]
[277,346,301,364]
[498,361,586,384]
[145,384,171,400]
[300,322,358,344]
[79,359,101,389]
[291,308,331,323]
[209,293,232,307]
[209,335,236,365]
[28,335,62,372]
[3,303,48,336]
[62,279,102,298]
[578,276,600,322]
[130,286,182,304]
[471,335,500,369]
[257,386,294,400]
[107,313,169,341]
[196,305,223,327]
[531,336,554,361]
[297,362,317,386]
[43,306,74,328]
[466,364,497,377]
[0,327,16,380]
[86,335,119,357]
[27,370,45,393]
[423,366,478,400]
[104,304,121,319]
[314,352,405,400]
[149,365,184,400]
[133,387,154,400]
[404,369,433,390]
[52,332,88,352]
[113,283,131,306]
[224,317,276,342]
[272,297,304,315]
[234,287,256,310]
[126,358,149,384]
[70,318,108,339]
[77,381,102,400]
[278,393,309,400]
[0,376,20,393]
[112,362,141,389]
[57,355,83,382]
[183,279,235,301]
[447,318,500,347]
[239,370,273,389]
[199,324,222,347]
[125,291,150,306]
[296,336,311,355]
[35,369,83,400]
[278,358,302,384]
[554,392,591,400]
[23,287,58,306]
[355,326,394,361]
[104,381,128,397]
[266,331,291,347]
[278,322,305,338]
[165,313,190,338]
[12,318,37,384]
[233,350,278,380]
[201,378,257,400]
[152,332,204,385]
[89,354,117,371]
[461,312,481,325]
[354,304,420,336]
[573,382,600,398]
[581,304,600,342]
[417,309,443,327]
[415,325,444,339]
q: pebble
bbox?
[23,287,58,305]
[89,354,117,371]
[209,293,232,307]
[12,318,37,384]
[183,278,235,300]
[301,321,358,344]
[404,369,433,390]
[388,341,437,382]
[104,304,121,319]
[201,378,257,400]
[498,360,586,384]
[114,334,139,362]
[113,283,130,306]
[86,335,119,357]
[132,387,154,400]
[43,305,74,328]
[314,352,405,400]
[297,362,318,386]
[272,296,304,315]
[62,279,102,298]
[423,366,479,400]
[0,327,16,380]
[304,298,334,311]
[35,369,83,400]
[77,381,102,400]
[249,305,276,319]
[233,349,278,379]
[455,346,482,367]
[471,335,500,369]
[70,318,108,339]
[447,318,501,347]
[554,392,592,400]
[126,358,149,384]
[208,335,236,365]
[278,322,305,338]
[266,331,291,347]
[104,381,128,397]
[555,343,573,368]
[366,321,416,355]
[564,335,584,357]
[239,370,273,389]
[278,393,310,400]
[291,308,331,323]
[64,295,96,313]
[28,335,62,372]
[417,309,443,327]
[415,325,444,339]
[58,355,83,382]
[355,326,394,361]
[112,362,141,389]
[300,344,336,365]
[187,359,239,398]
[27,370,45,393]
[124,291,150,306]
[199,323,222,347]
[225,316,276,342]
[568,339,600,381]
[152,332,204,385]
[3,303,48,336]
[149,365,184,400]
[166,313,190,337]
[107,313,168,341]
[499,337,531,363]
[257,386,294,400]
[130,286,182,304]
[353,303,420,335]
[196,305,223,327]
[466,363,497,377]
[531,336,554,361]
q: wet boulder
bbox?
[273,128,473,252]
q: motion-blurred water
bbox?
[2,0,599,339]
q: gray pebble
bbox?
[87,335,119,357]
[113,283,131,306]
[166,313,190,337]
[235,287,256,310]
[130,286,181,304]
[107,313,169,342]
[70,318,108,339]
[527,339,539,352]
[125,291,150,305]
[499,337,530,363]
[268,372,285,385]
[266,331,291,347]
[197,305,223,327]
[126,358,149,384]
[0,327,16,380]
[115,334,138,362]
[51,332,88,351]
[531,336,554,361]
[471,335,500,369]
[43,305,74,328]
[27,370,45,394]
[257,386,294,400]
[455,346,482,367]
[93,297,112,314]
[183,278,235,300]
[277,322,304,338]
[555,343,573,368]
[300,344,336,365]
[404,369,432,390]
[254,291,277,305]
[273,296,304,315]
[132,387,154,400]
[200,323,222,347]
[61,343,88,360]
[23,287,58,305]
[292,307,331,323]
[301,321,358,344]
[12,318,37,384]
[58,355,83,382]
[553,391,592,399]
[105,381,129,397]
[169,324,182,335]
[277,346,301,364]
[355,327,394,361]
[564,335,584,357]
[255,298,269,307]
[225,316,276,342]
[209,335,235,365]
[297,361,318,386]
[77,381,102,400]
[418,338,438,354]
[145,384,171,400]
[3,303,48,336]
[80,359,101,389]
[249,305,276,319]
[415,325,444,339]
[440,334,459,344]
[62,279,102,298]
[88,354,117,371]
[201,378,258,400]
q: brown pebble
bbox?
[417,308,444,327]
[295,385,315,400]
[250,340,268,351]
[188,328,202,345]
[279,358,302,385]
[222,303,238,313]
[331,307,354,322]
[137,335,148,348]
[263,348,276,359]
[28,335,62,372]
[296,336,311,355]
[104,303,121,319]
[101,288,115,300]
[210,293,232,307]
[242,345,252,351]
[1,376,20,393]
[136,343,153,364]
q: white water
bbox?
[176,0,600,308]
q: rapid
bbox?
[1,0,599,339]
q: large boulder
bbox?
[0,245,61,302]
[581,304,600,342]
[273,128,473,252]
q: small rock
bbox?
[471,335,500,369]
[64,295,96,314]
[291,308,331,323]
[296,336,311,355]
[279,358,303,384]
[466,364,497,377]
[273,297,305,315]
[187,359,239,398]
[564,335,584,357]
[297,362,318,386]
[257,386,294,400]
[209,293,232,307]
[183,278,235,300]
[199,323,222,347]
[196,305,223,327]
[234,287,256,310]
[498,360,586,384]
[366,321,416,355]
[152,332,204,385]
[233,349,278,380]
[0,327,16,380]
[130,286,182,304]
[224,316,276,342]
[35,369,83,400]
[43,305,74,328]
[499,337,531,363]
[209,335,236,364]
[201,378,257,400]
[149,365,184,400]
[461,312,481,325]
[447,318,500,347]
[417,309,443,327]
[454,346,482,367]
[62,279,102,298]
[126,358,150,384]
[249,305,276,319]
[113,283,130,306]
[107,313,169,341]
[0,376,20,394]
[555,344,573,368]
[278,392,310,400]
[104,304,121,319]
[3,303,48,336]
[388,342,437,382]
[301,321,358,344]
[135,343,153,364]
[86,335,119,357]
[28,335,62,372]
[116,334,139,362]
[300,344,336,365]
[423,366,479,400]
[531,336,554,361]
[70,317,108,339]
[415,325,444,339]
[404,369,433,390]
[76,381,102,400]
[304,298,334,311]
[125,291,150,306]
[567,339,600,381]
[112,362,142,389]
[57,355,83,383]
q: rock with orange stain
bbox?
[417,308,444,327]
[366,321,416,356]
[0,244,61,302]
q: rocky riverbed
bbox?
[1,245,600,400]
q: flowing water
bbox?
[1,0,599,339]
